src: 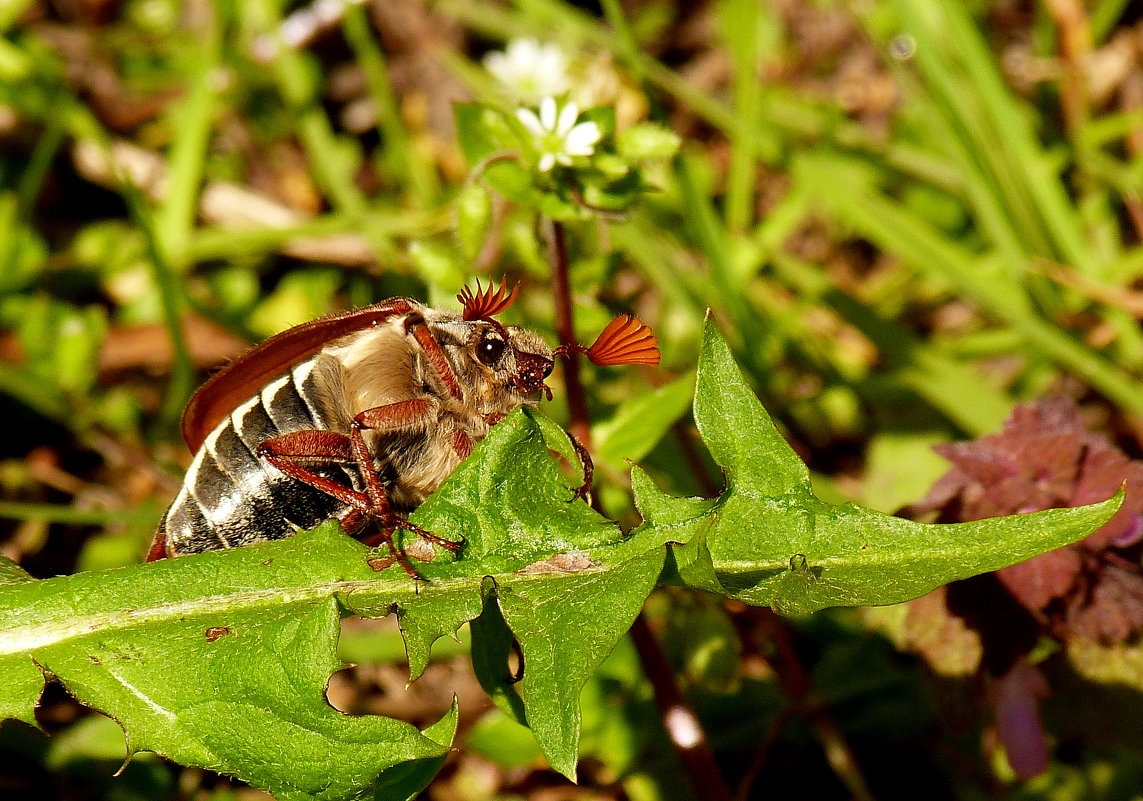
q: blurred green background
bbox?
[5,0,1143,799]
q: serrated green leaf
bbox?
[0,653,44,727]
[0,407,671,796]
[404,409,620,568]
[0,529,447,800]
[0,553,33,584]
[469,587,526,725]
[348,410,668,779]
[633,317,1122,616]
[397,586,482,682]
[371,700,459,801]
[494,547,663,779]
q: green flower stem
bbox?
[546,219,590,446]
[544,217,731,801]
[629,614,732,801]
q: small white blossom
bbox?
[483,38,570,102]
[516,98,602,172]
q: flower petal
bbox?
[538,152,556,171]
[539,96,558,130]
[483,52,507,75]
[564,121,601,154]
[516,107,545,137]
[556,101,580,135]
[511,38,541,62]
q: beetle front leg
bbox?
[257,419,460,574]
[350,398,464,559]
[567,433,594,503]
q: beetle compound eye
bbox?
[477,336,506,366]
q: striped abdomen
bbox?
[156,356,356,556]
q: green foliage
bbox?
[5,0,1143,797]
[633,320,1120,616]
[0,322,1117,798]
[453,99,676,221]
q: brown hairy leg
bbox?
[256,411,461,577]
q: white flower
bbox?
[516,98,602,172]
[483,38,570,102]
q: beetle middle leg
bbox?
[256,417,460,576]
[348,399,463,557]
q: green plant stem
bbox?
[629,614,732,801]
[750,608,876,801]
[544,216,729,801]
[546,219,590,446]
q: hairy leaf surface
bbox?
[0,410,667,795]
[0,322,1121,798]
[632,317,1122,615]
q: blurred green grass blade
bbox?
[15,90,68,216]
[921,0,1082,263]
[675,156,764,355]
[677,155,734,293]
[512,0,604,39]
[1090,1,1132,42]
[892,0,1096,271]
[610,219,709,321]
[884,13,1048,263]
[717,0,776,232]
[895,81,1028,271]
[807,160,1143,415]
[1079,108,1143,149]
[1109,245,1143,282]
[342,4,438,206]
[593,371,696,471]
[119,169,195,433]
[0,0,33,31]
[59,99,195,430]
[0,364,70,425]
[800,153,1029,309]
[771,254,1012,436]
[598,0,645,84]
[0,501,157,527]
[187,206,444,263]
[155,10,221,269]
[255,0,368,219]
[0,38,31,81]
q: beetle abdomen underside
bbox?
[159,358,356,556]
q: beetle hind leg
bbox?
[257,426,462,574]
